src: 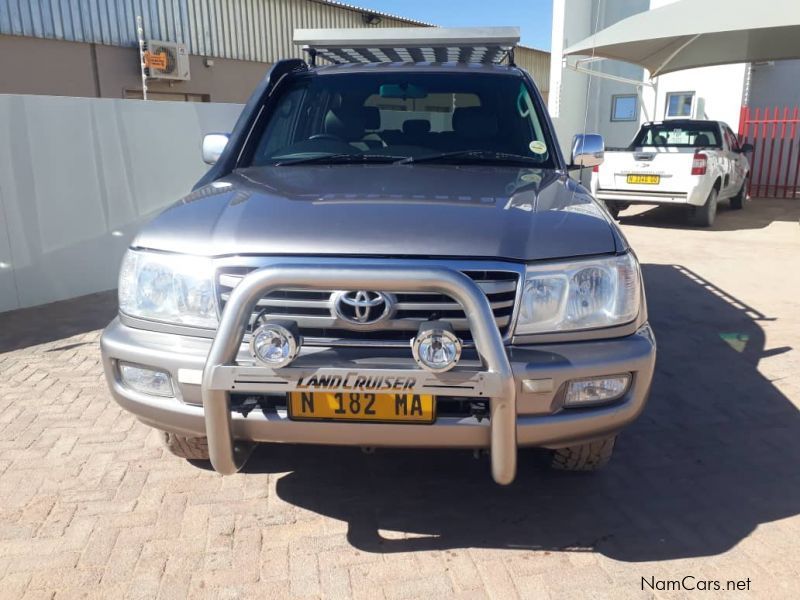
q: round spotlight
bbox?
[411,322,462,373]
[250,322,300,368]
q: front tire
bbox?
[162,432,210,460]
[549,436,616,471]
[688,187,718,227]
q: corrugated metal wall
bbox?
[0,0,548,88]
[0,0,416,62]
[516,46,549,93]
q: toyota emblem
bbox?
[333,291,393,325]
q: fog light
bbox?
[564,374,631,407]
[250,321,300,368]
[411,321,462,373]
[119,362,174,397]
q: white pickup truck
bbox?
[591,119,752,226]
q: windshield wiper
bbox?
[397,150,543,166]
[272,154,402,166]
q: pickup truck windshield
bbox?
[630,123,721,149]
[246,72,554,167]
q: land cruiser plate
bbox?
[288,392,435,423]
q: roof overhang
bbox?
[564,0,800,77]
[294,27,520,65]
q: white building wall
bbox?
[651,63,746,128]
[0,95,242,313]
[549,0,649,157]
[647,0,745,129]
[550,0,747,158]
[548,0,592,158]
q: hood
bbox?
[133,165,621,262]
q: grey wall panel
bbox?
[0,94,242,311]
[748,60,800,111]
[0,95,28,312]
[0,187,18,312]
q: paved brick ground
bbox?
[0,198,798,599]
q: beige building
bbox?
[0,0,550,104]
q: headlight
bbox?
[118,250,217,328]
[515,253,640,335]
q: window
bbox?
[246,72,555,167]
[363,92,481,133]
[665,92,695,118]
[611,95,637,121]
[252,85,308,159]
[724,126,740,151]
[630,122,721,149]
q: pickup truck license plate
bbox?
[288,392,435,423]
[627,174,660,184]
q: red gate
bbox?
[738,105,800,198]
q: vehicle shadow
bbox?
[617,197,799,231]
[244,263,800,562]
[0,290,117,353]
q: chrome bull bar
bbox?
[201,265,517,484]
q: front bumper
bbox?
[100,265,656,485]
[594,181,710,207]
[596,189,691,205]
[102,318,655,441]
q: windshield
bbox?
[630,122,722,149]
[245,71,555,167]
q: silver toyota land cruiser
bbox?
[100,28,656,484]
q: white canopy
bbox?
[564,0,800,77]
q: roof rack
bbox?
[293,27,520,66]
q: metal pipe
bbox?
[136,16,148,101]
[201,264,517,484]
[568,56,655,89]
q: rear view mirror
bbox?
[202,133,229,165]
[379,83,427,99]
[739,143,754,153]
[571,133,605,169]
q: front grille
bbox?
[216,267,519,347]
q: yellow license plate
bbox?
[288,392,435,423]
[627,174,660,184]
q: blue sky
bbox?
[347,0,553,51]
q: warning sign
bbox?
[144,51,168,70]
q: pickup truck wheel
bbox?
[162,432,210,460]
[730,183,746,210]
[688,187,718,227]
[549,436,616,471]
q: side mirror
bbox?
[570,133,605,169]
[202,133,229,165]
[739,143,754,153]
